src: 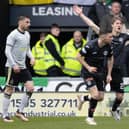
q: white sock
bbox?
[81,95,84,102]
[18,93,30,113]
[2,94,11,118]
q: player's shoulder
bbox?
[83,39,98,52]
[86,38,98,47]
[119,33,129,40]
[7,29,18,39]
[9,29,18,35]
[119,33,129,37]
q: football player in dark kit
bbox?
[109,16,129,120]
[76,33,114,125]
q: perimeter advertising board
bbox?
[10,4,90,27]
[0,93,129,117]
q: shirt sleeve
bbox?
[27,47,34,59]
[107,45,113,57]
[79,44,90,56]
[45,39,65,66]
[5,33,17,67]
[6,32,15,47]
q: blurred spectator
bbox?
[87,0,109,41]
[122,0,129,25]
[61,31,87,77]
[87,0,110,41]
[88,0,110,26]
[106,0,112,6]
[100,1,129,34]
[43,24,64,76]
[32,32,47,76]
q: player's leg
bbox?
[111,92,123,120]
[77,77,92,110]
[2,67,17,122]
[85,78,99,125]
[110,68,124,120]
[77,94,90,110]
[77,74,105,111]
[97,91,104,102]
[16,69,34,121]
[16,81,34,121]
[95,79,105,102]
[3,85,14,122]
[86,77,105,125]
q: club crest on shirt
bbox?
[119,37,123,42]
[92,52,97,55]
[103,51,108,56]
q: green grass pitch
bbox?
[1,117,129,129]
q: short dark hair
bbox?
[51,23,60,29]
[111,16,124,24]
[18,15,30,22]
[99,33,108,39]
[99,33,112,41]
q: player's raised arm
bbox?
[73,5,100,34]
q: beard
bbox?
[23,26,30,31]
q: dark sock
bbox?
[112,98,122,111]
[84,95,90,101]
[88,98,98,118]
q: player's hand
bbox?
[73,5,83,16]
[87,66,97,73]
[106,74,112,83]
[30,58,35,66]
[13,65,20,73]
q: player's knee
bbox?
[116,93,124,101]
[4,85,14,99]
[116,96,123,101]
[25,81,34,92]
[4,92,12,99]
[4,85,14,95]
[92,93,99,100]
[98,96,104,101]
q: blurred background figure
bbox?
[87,0,110,41]
[121,0,129,34]
[100,1,129,34]
[122,0,129,24]
[32,32,47,76]
[88,0,110,26]
[43,24,64,76]
[61,30,86,77]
